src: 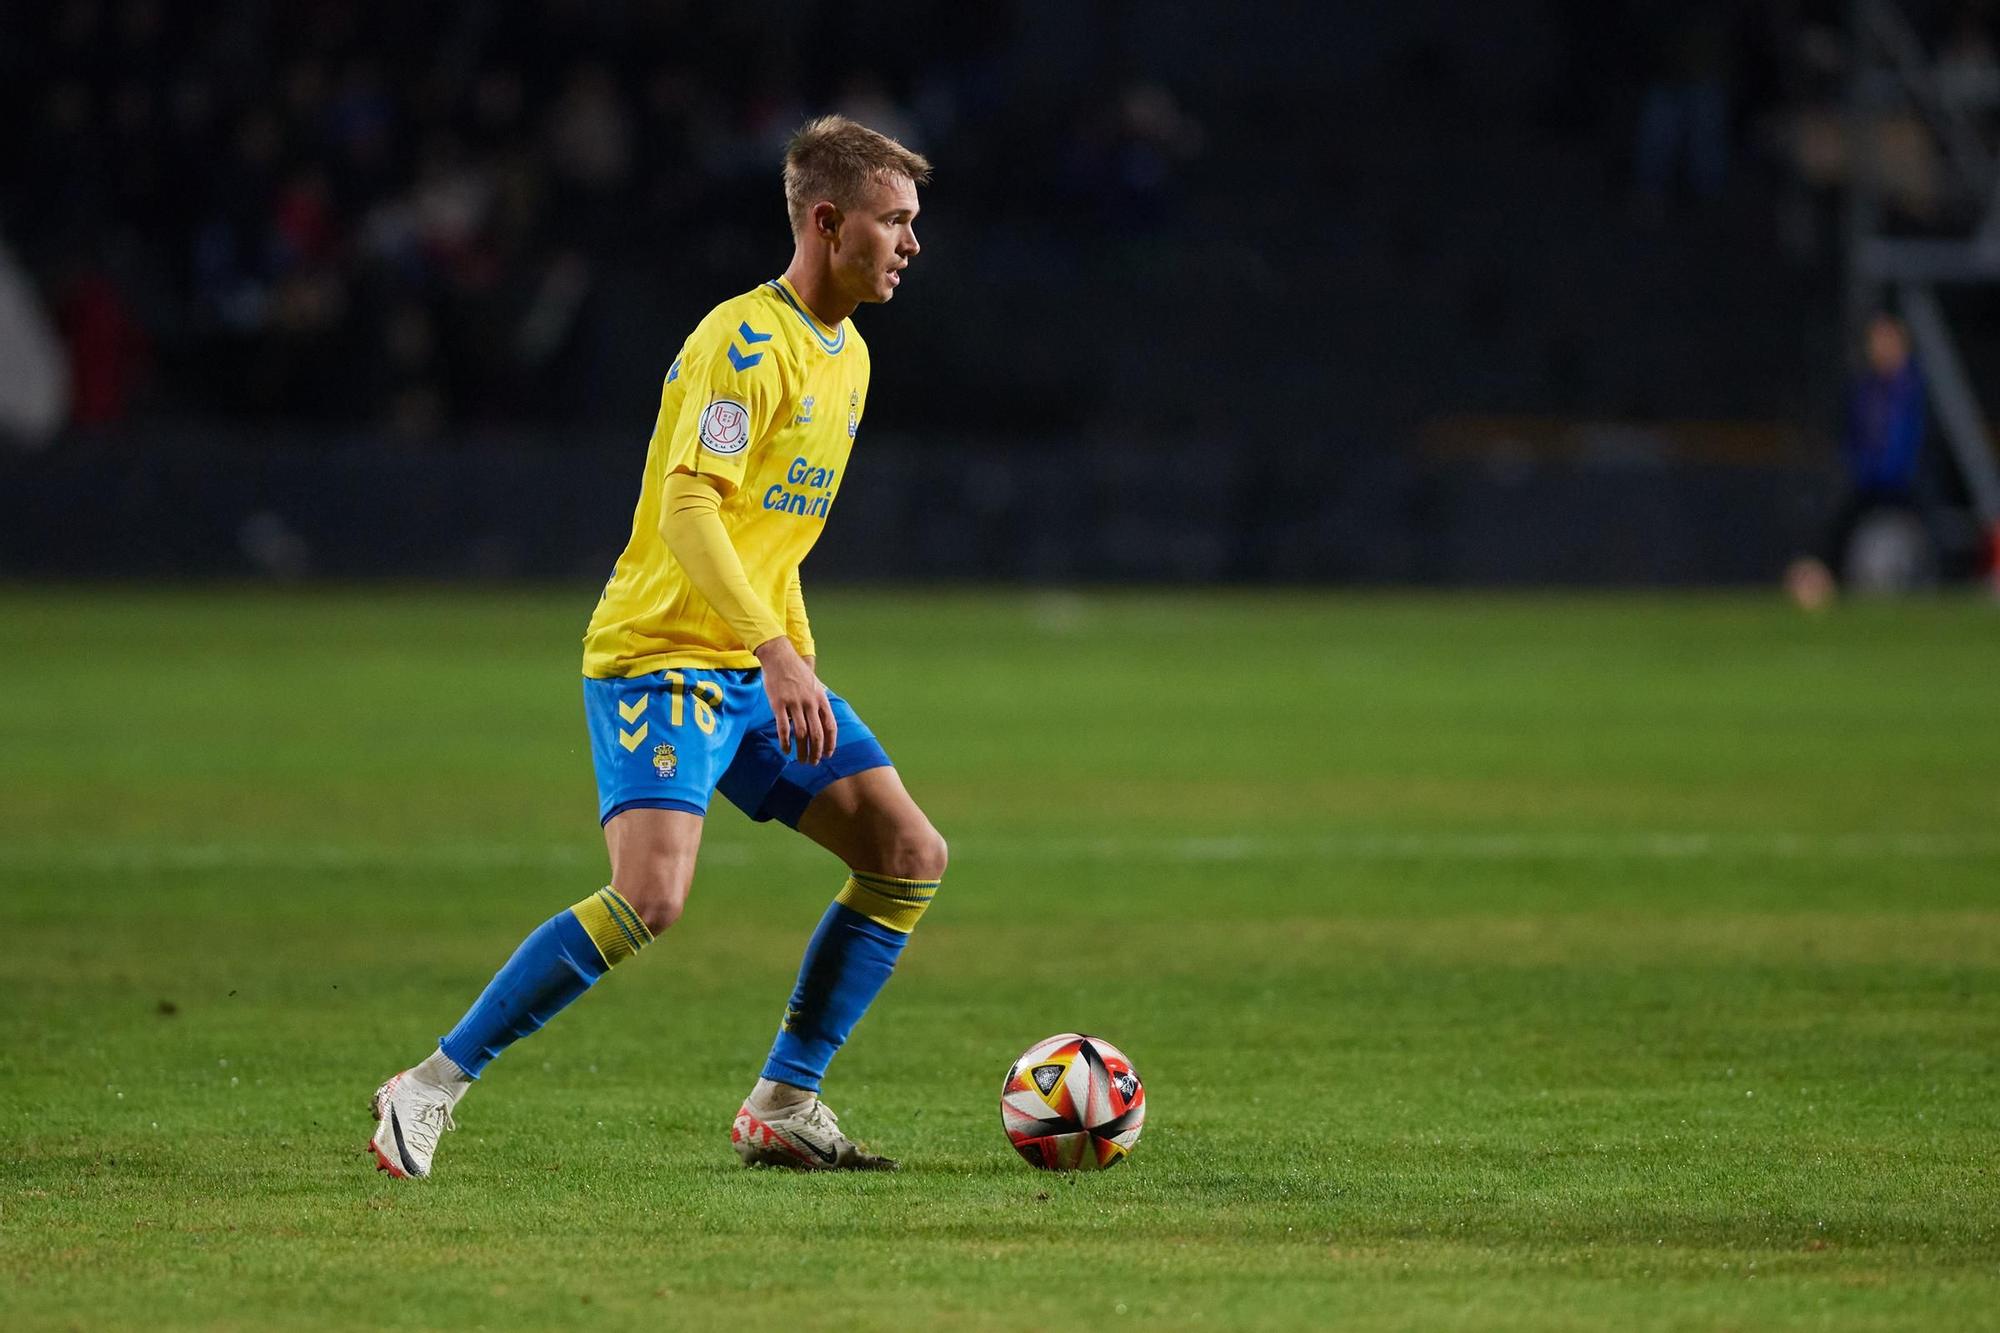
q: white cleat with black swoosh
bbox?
[731,1097,897,1171]
[369,1070,456,1179]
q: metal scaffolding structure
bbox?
[1847,0,2000,566]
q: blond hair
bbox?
[783,115,931,237]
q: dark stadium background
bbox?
[1,0,1995,587]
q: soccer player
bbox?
[368,116,942,1176]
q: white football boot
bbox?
[731,1096,898,1171]
[369,1069,458,1179]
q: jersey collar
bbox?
[765,276,846,355]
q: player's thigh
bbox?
[583,668,770,933]
[715,685,887,827]
[602,807,705,934]
[795,766,948,882]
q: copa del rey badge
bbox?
[699,398,751,455]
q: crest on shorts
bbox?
[652,742,678,779]
[699,398,751,455]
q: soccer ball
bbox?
[1000,1032,1146,1170]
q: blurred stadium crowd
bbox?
[5,1,1124,439]
[3,1,1997,459]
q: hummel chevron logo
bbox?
[619,722,649,752]
[618,697,647,723]
[728,322,772,372]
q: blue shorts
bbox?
[583,669,892,827]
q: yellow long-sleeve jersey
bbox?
[582,276,869,676]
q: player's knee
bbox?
[876,823,947,882]
[611,857,694,935]
[617,878,687,935]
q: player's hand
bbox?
[753,636,837,765]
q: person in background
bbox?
[1787,312,1928,608]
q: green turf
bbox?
[2,587,1998,1331]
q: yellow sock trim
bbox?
[835,871,941,935]
[570,886,653,967]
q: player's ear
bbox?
[812,201,841,239]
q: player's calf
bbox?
[736,864,945,1166]
[731,774,949,1165]
[364,884,656,1179]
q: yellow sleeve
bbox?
[661,471,786,651]
[655,311,784,496]
[785,567,815,659]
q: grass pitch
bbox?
[2,587,1998,1331]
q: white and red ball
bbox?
[1001,1033,1146,1170]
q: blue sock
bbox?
[439,887,652,1076]
[762,873,939,1091]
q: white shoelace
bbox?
[403,1098,457,1154]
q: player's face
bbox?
[835,174,921,305]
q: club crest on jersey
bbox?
[652,742,678,779]
[699,398,751,455]
[796,395,815,425]
[847,389,859,439]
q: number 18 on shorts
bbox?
[582,668,888,827]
